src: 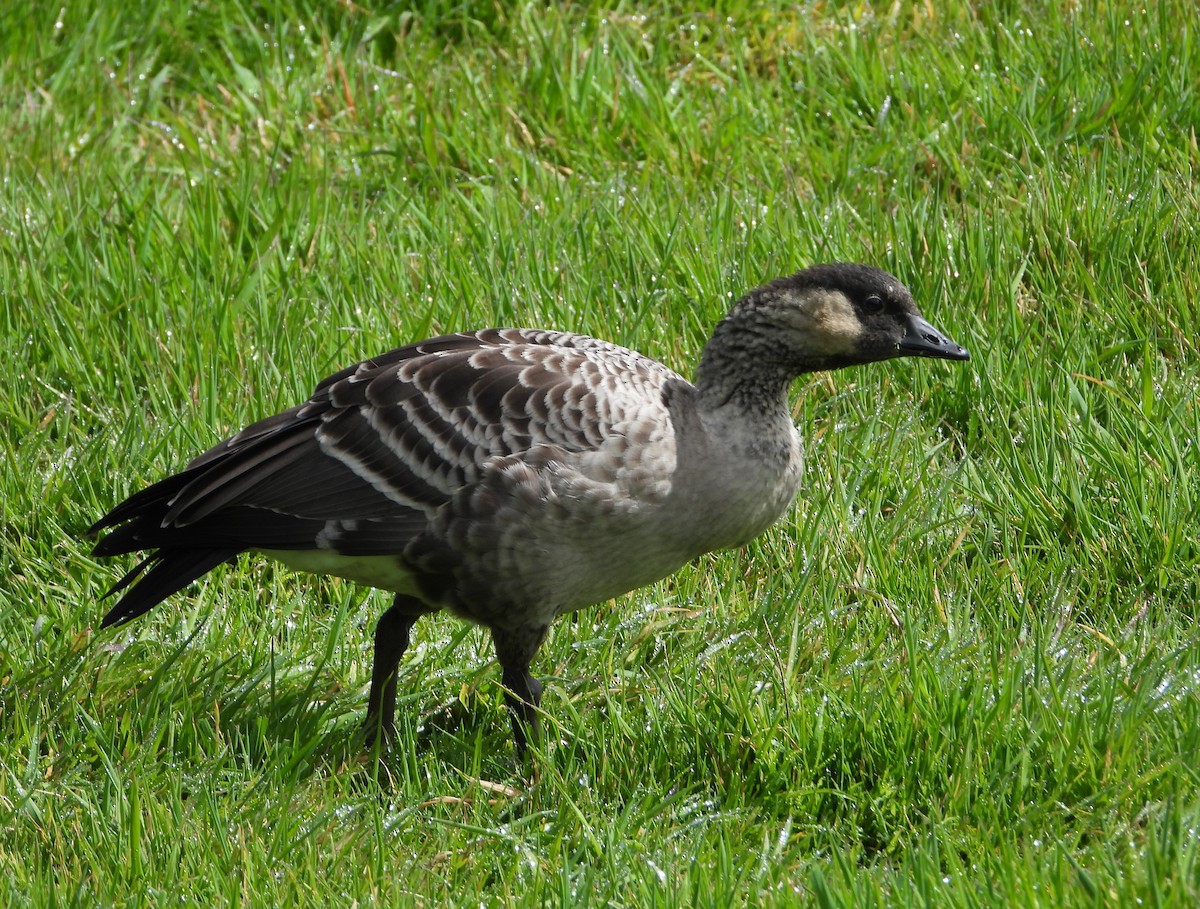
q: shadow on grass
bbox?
[205,664,526,791]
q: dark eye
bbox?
[864,294,885,314]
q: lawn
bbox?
[1,1,1197,905]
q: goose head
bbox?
[696,263,969,406]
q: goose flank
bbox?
[90,263,970,754]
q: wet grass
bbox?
[2,1,1198,905]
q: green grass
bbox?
[2,0,1198,905]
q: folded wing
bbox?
[90,328,683,625]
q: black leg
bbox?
[491,623,549,755]
[364,594,428,747]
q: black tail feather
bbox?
[99,548,239,628]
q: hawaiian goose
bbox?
[90,263,969,753]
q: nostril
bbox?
[923,332,941,344]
